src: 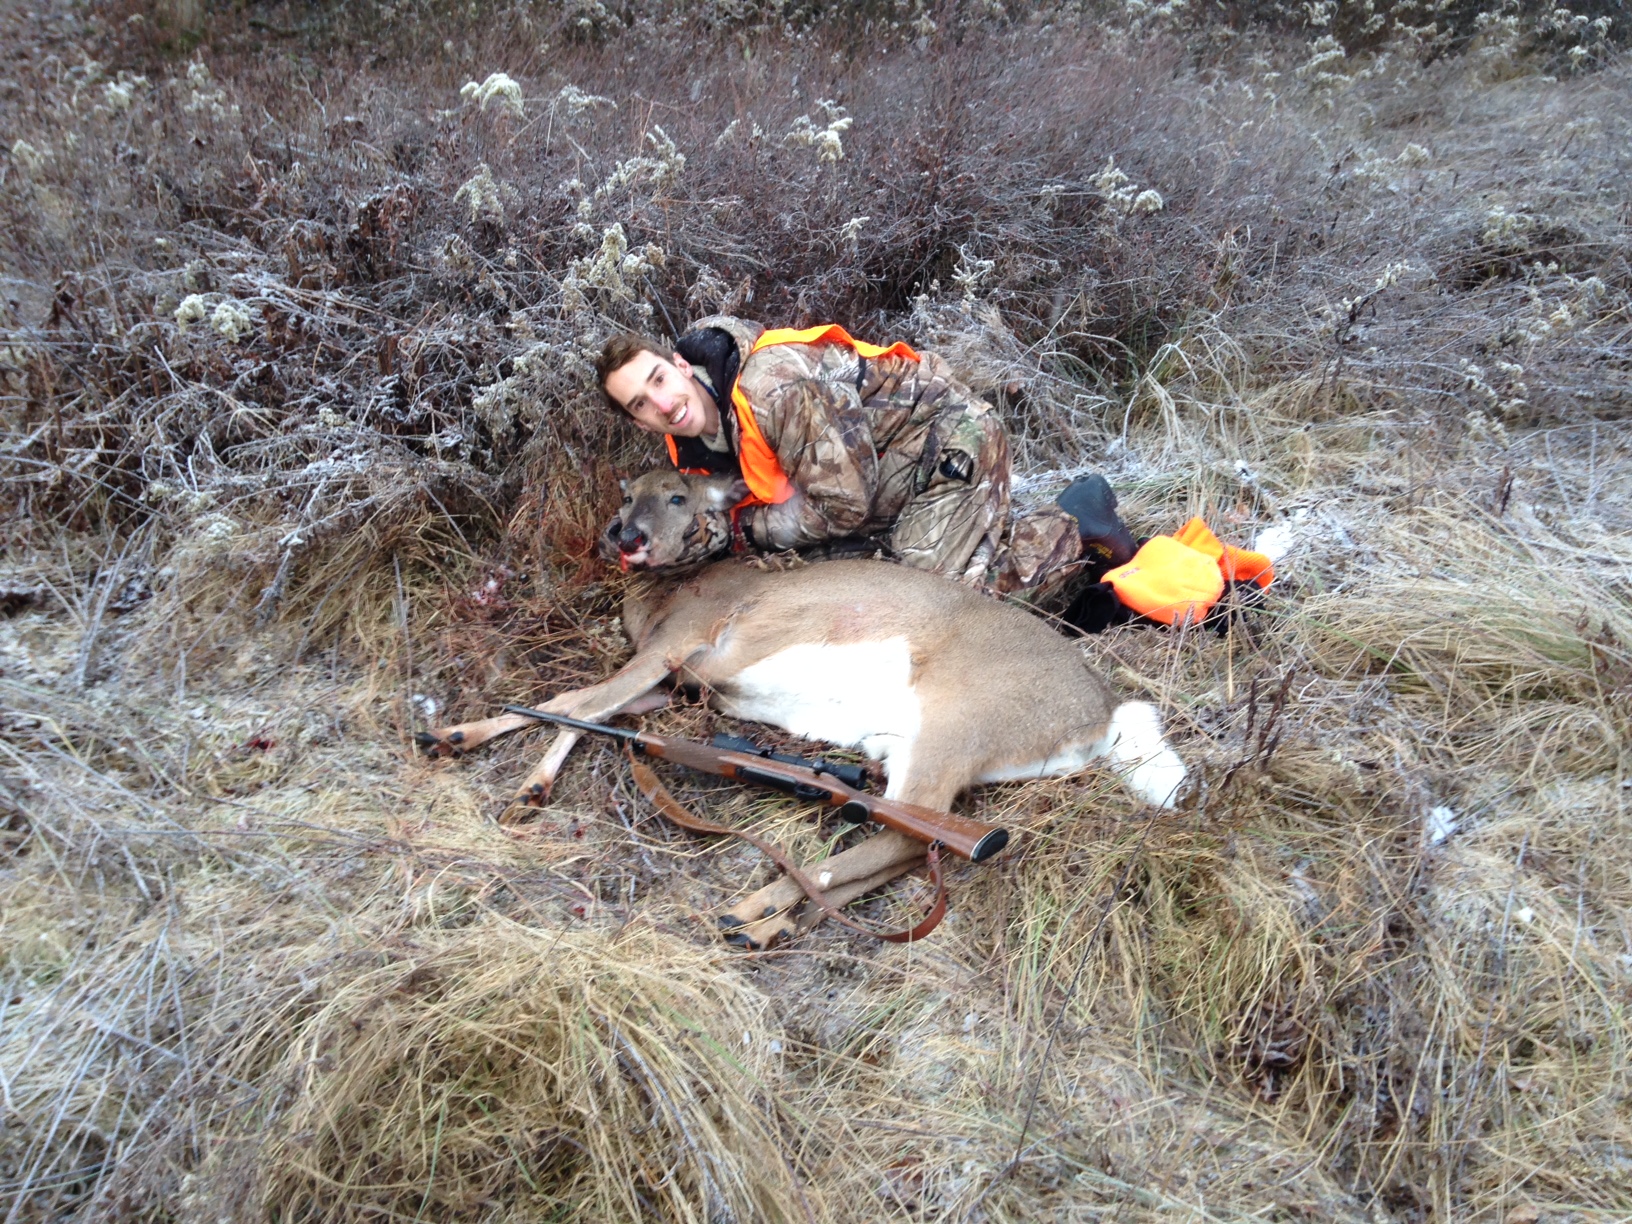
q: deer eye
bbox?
[621,496,632,506]
[669,494,686,505]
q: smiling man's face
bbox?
[603,349,721,439]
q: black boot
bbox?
[1062,581,1134,635]
[1056,474,1137,573]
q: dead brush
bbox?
[5,2,1632,1221]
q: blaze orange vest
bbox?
[1103,518,1275,626]
[665,324,921,507]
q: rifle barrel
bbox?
[502,705,641,742]
[501,704,1009,862]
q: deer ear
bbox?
[710,477,750,509]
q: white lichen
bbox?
[784,101,852,165]
[460,72,525,118]
[102,76,145,112]
[559,223,666,317]
[174,294,209,329]
[453,163,507,224]
[211,299,255,343]
[554,84,614,116]
[1483,205,1534,247]
[196,513,239,541]
[951,246,995,307]
[1092,157,1166,217]
[1119,0,1188,34]
[581,126,686,215]
[10,139,45,174]
[1296,34,1351,95]
[182,59,238,119]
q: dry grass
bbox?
[4,2,1632,1221]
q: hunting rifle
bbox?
[500,705,1010,863]
[707,732,869,791]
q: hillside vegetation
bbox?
[2,1,1630,1220]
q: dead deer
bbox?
[419,469,1185,949]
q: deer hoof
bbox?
[514,781,550,808]
[415,730,464,758]
[717,914,746,931]
[733,913,798,950]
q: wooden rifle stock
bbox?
[502,706,1010,863]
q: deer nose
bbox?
[618,524,648,552]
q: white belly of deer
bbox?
[718,638,922,767]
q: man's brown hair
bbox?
[596,332,668,412]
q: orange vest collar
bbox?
[659,325,922,508]
[749,324,921,365]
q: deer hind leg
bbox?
[716,735,969,947]
[718,829,928,949]
[1104,701,1186,809]
[720,851,928,949]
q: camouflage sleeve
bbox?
[737,376,878,551]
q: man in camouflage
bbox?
[597,314,1127,593]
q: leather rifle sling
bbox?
[626,750,947,943]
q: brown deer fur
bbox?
[420,470,1185,949]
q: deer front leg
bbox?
[505,649,697,807]
[509,692,675,808]
[416,712,538,758]
[717,828,927,949]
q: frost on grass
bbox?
[6,8,1632,1222]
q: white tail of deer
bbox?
[421,469,1185,948]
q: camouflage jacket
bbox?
[678,314,978,552]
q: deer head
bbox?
[599,469,750,573]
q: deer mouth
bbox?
[618,544,652,572]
